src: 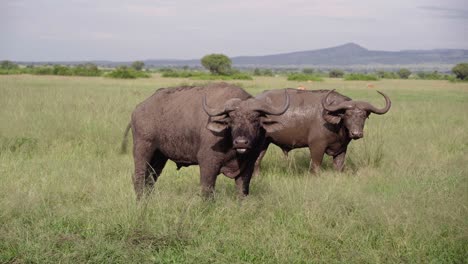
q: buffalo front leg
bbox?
[333,150,347,172]
[308,145,326,174]
[235,166,254,197]
[198,163,220,198]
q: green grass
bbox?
[1,74,467,263]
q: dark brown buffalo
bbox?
[122,83,290,199]
[253,88,391,175]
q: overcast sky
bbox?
[1,0,467,61]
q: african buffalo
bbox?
[253,88,391,175]
[122,83,290,199]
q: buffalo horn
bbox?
[360,91,391,115]
[321,89,353,112]
[253,90,290,115]
[202,96,241,117]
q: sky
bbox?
[1,0,467,61]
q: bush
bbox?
[416,71,450,80]
[253,68,274,76]
[397,68,411,79]
[344,73,379,81]
[131,61,145,71]
[452,63,468,80]
[0,61,23,75]
[106,66,150,79]
[190,72,252,80]
[287,73,323,81]
[302,68,314,74]
[201,54,232,75]
[376,71,398,79]
[73,63,101,76]
[32,66,54,75]
[0,60,19,70]
[161,70,204,78]
[53,65,73,76]
[329,69,344,78]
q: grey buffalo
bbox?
[122,83,290,199]
[253,88,391,175]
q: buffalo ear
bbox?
[323,111,343,124]
[261,117,283,133]
[206,116,229,133]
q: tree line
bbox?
[2,57,468,81]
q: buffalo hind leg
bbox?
[146,151,168,191]
[253,142,270,177]
[308,145,326,174]
[333,150,346,172]
[133,139,156,200]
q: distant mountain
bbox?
[18,43,468,71]
[141,43,468,70]
[230,43,468,66]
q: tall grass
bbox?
[0,75,467,263]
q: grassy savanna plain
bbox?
[0,74,467,263]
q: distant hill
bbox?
[142,43,468,71]
[18,43,468,71]
[231,43,468,66]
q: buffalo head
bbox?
[322,90,391,139]
[203,91,290,154]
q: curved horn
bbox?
[322,89,353,112]
[253,90,290,115]
[360,91,391,115]
[202,95,228,117]
[203,96,242,117]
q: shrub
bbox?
[329,69,344,78]
[452,63,468,80]
[376,71,398,79]
[253,68,274,77]
[416,71,450,80]
[0,61,23,75]
[32,66,54,75]
[287,73,323,81]
[344,73,379,81]
[302,68,314,74]
[53,65,73,76]
[201,54,232,75]
[73,63,101,76]
[161,71,204,78]
[106,66,150,79]
[190,72,252,80]
[0,60,19,70]
[397,68,411,79]
[131,61,145,71]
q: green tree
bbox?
[329,69,344,78]
[201,54,232,75]
[263,69,273,76]
[452,63,468,80]
[0,60,19,70]
[131,61,145,71]
[302,68,314,74]
[253,68,261,76]
[397,68,411,79]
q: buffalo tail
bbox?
[120,123,131,154]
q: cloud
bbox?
[419,6,468,20]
